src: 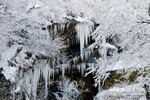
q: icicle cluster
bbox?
[75,17,94,60]
[16,59,55,100]
[49,23,67,39]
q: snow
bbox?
[0,0,97,85]
[95,84,147,100]
[0,0,67,84]
[14,86,21,93]
[2,67,17,83]
[85,0,150,93]
[74,16,90,22]
[58,78,80,100]
[98,42,118,60]
[1,0,150,99]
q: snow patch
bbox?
[95,84,146,100]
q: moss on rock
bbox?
[103,67,150,90]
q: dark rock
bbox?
[25,51,32,59]
[77,91,93,100]
[50,82,59,92]
[144,84,150,100]
[0,74,12,100]
[42,27,46,31]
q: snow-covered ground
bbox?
[95,84,147,100]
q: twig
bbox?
[27,1,41,13]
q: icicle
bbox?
[60,24,63,31]
[52,69,55,79]
[81,63,86,76]
[84,48,90,60]
[98,80,101,92]
[32,66,40,99]
[19,58,54,100]
[77,64,81,72]
[62,64,65,78]
[44,63,48,96]
[61,64,69,78]
[62,24,65,32]
[54,25,57,35]
[75,18,94,60]
[48,67,51,86]
[73,56,77,64]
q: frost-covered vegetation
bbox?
[86,0,150,99]
[1,0,150,100]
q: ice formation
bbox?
[61,64,69,78]
[49,23,67,40]
[75,17,94,60]
[16,59,54,100]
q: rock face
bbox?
[0,72,12,100]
